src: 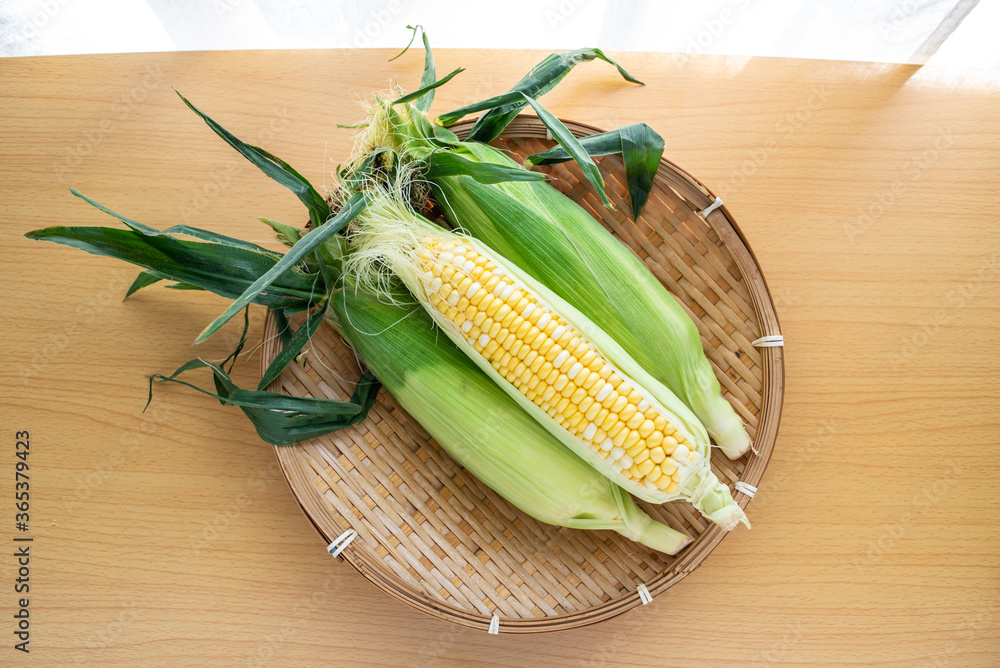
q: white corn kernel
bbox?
[582,423,597,440]
[595,383,613,402]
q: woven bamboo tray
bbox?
[260,116,783,633]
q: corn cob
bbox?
[328,279,692,554]
[362,101,753,460]
[345,186,748,530]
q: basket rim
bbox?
[264,115,784,633]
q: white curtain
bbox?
[1,0,994,68]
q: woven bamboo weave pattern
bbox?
[261,117,783,633]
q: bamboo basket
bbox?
[260,116,784,633]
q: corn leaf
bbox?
[163,224,270,253]
[392,67,465,106]
[176,92,332,227]
[25,225,320,310]
[438,48,643,142]
[221,307,251,373]
[125,270,164,298]
[148,358,380,446]
[520,94,612,210]
[388,24,421,62]
[525,128,625,165]
[620,123,664,220]
[528,123,664,219]
[424,151,547,184]
[194,192,367,344]
[257,305,326,390]
[417,27,440,113]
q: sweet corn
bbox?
[424,238,694,492]
[362,98,753,460]
[346,185,748,530]
[331,281,693,554]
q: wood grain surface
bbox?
[1,49,998,666]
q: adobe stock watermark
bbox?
[53,65,166,182]
[749,419,841,510]
[581,631,630,668]
[853,457,964,577]
[56,602,141,666]
[179,107,290,221]
[245,574,341,666]
[188,461,283,555]
[844,126,955,244]
[889,251,998,370]
[19,268,135,386]
[922,591,1000,666]
[725,83,829,194]
[877,0,922,41]
[682,0,753,61]
[61,400,177,515]
[9,0,73,48]
[545,0,589,30]
[344,0,405,61]
[416,623,470,665]
[747,621,803,667]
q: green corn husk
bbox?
[343,183,748,531]
[359,101,752,460]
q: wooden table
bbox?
[2,49,998,666]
